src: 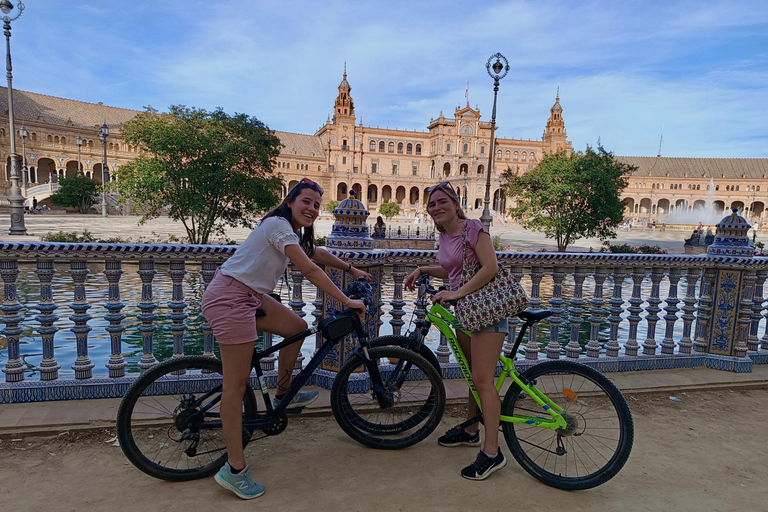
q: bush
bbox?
[326,200,339,214]
[379,202,400,220]
[600,241,667,254]
[315,235,326,246]
[492,235,504,252]
[49,176,100,214]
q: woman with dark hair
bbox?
[202,178,370,499]
[373,215,386,238]
[404,181,508,481]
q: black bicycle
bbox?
[116,279,446,481]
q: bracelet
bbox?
[343,297,350,306]
[347,263,353,272]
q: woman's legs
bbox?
[220,342,259,470]
[255,293,309,394]
[456,331,479,434]
[469,331,506,454]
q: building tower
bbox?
[543,89,568,152]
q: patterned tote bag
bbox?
[455,224,529,332]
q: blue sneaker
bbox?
[214,463,265,500]
[273,390,319,409]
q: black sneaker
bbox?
[438,426,481,447]
[460,449,507,480]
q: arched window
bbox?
[522,151,527,161]
[530,152,535,162]
[370,140,376,151]
[388,142,394,153]
[735,185,739,191]
[54,136,60,143]
[415,144,422,155]
[61,137,66,145]
[513,151,519,161]
[505,151,510,160]
[407,143,412,154]
[47,135,52,142]
[397,142,403,153]
[379,141,385,152]
[496,150,502,159]
[480,146,485,155]
[463,143,468,154]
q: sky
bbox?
[7,0,768,158]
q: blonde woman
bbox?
[404,181,508,480]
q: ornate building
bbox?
[1,74,766,224]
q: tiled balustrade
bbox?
[1,241,767,403]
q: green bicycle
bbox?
[391,274,634,490]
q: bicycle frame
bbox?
[423,302,568,431]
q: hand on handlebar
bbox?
[346,298,366,318]
[432,289,460,305]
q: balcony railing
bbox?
[1,241,767,403]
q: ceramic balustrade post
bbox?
[678,268,700,354]
[605,267,628,357]
[289,264,306,369]
[524,266,544,360]
[1,260,25,382]
[760,271,768,350]
[586,267,608,358]
[312,285,324,352]
[34,260,60,380]
[504,266,525,358]
[199,262,217,358]
[694,268,716,353]
[748,270,766,352]
[545,267,566,359]
[168,261,189,359]
[661,268,682,355]
[103,261,127,378]
[734,270,755,358]
[390,264,406,336]
[641,268,664,356]
[565,267,587,359]
[624,268,646,357]
[69,260,95,379]
[137,260,158,371]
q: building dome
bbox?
[707,207,753,257]
[326,190,373,249]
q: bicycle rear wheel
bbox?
[116,356,258,481]
[501,361,633,490]
[331,346,445,449]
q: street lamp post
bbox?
[480,53,509,231]
[2,0,25,235]
[19,123,26,188]
[76,134,82,176]
[98,122,109,217]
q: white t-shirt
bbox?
[220,216,300,294]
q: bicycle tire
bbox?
[116,355,258,481]
[501,361,633,490]
[331,346,445,450]
[369,334,442,374]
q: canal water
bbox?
[1,262,765,380]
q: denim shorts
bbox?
[476,317,509,334]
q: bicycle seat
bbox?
[255,309,267,318]
[517,310,553,323]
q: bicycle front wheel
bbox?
[501,361,634,490]
[116,356,258,481]
[331,346,445,450]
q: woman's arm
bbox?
[285,245,365,312]
[404,265,449,291]
[432,231,498,303]
[310,247,372,282]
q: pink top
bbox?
[436,219,490,289]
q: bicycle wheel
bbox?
[116,355,258,481]
[331,346,445,450]
[501,361,633,490]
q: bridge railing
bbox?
[1,241,767,403]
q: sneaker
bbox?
[272,389,319,409]
[438,426,481,447]
[460,449,507,481]
[214,463,266,500]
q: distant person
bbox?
[373,216,386,238]
[32,196,38,213]
[697,222,703,232]
[24,196,30,213]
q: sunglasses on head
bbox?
[427,181,456,195]
[290,178,324,196]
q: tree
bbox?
[114,105,283,244]
[50,176,99,214]
[326,200,339,214]
[379,202,400,220]
[503,145,634,252]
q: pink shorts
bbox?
[201,269,264,345]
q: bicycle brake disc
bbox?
[262,414,288,436]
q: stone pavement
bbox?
[2,364,767,438]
